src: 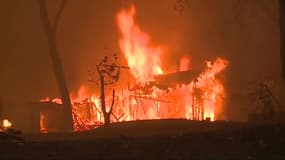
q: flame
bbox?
[196,58,228,120]
[2,119,12,128]
[40,97,50,102]
[40,97,62,104]
[71,85,90,103]
[38,4,229,133]
[117,4,163,82]
[40,112,47,134]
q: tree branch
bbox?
[96,65,101,76]
[38,0,52,36]
[108,89,115,114]
[53,0,67,33]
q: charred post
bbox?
[97,56,119,126]
[97,66,116,126]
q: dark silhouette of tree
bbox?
[38,0,74,132]
[96,55,121,126]
[248,78,282,117]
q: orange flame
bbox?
[2,119,12,128]
[179,55,191,71]
[39,4,229,133]
[117,4,163,82]
[40,112,47,134]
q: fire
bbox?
[1,119,12,129]
[117,4,163,82]
[179,55,191,71]
[192,58,228,120]
[38,4,229,133]
[40,97,62,104]
[40,112,47,134]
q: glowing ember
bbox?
[2,119,12,128]
[39,4,229,133]
[40,97,50,102]
[40,112,47,133]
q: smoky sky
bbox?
[0,0,281,129]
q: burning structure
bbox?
[36,4,228,133]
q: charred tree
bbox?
[97,57,117,126]
[95,54,128,126]
[98,74,115,126]
[280,0,285,80]
[38,0,74,132]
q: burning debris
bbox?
[2,119,12,128]
[38,4,229,133]
[0,119,12,131]
[0,119,22,143]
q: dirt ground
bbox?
[1,119,285,160]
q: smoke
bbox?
[0,0,280,130]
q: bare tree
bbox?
[96,55,119,126]
[248,78,282,116]
[38,0,74,132]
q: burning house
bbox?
[31,101,64,133]
[35,4,228,133]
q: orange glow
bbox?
[179,56,191,71]
[40,97,62,104]
[52,98,62,104]
[117,4,163,82]
[39,4,229,133]
[2,119,12,128]
[40,112,47,134]
[40,97,50,102]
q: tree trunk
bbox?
[99,74,111,126]
[104,114,111,126]
[280,0,285,80]
[38,0,74,132]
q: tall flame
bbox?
[196,58,228,120]
[38,4,229,133]
[117,4,163,82]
